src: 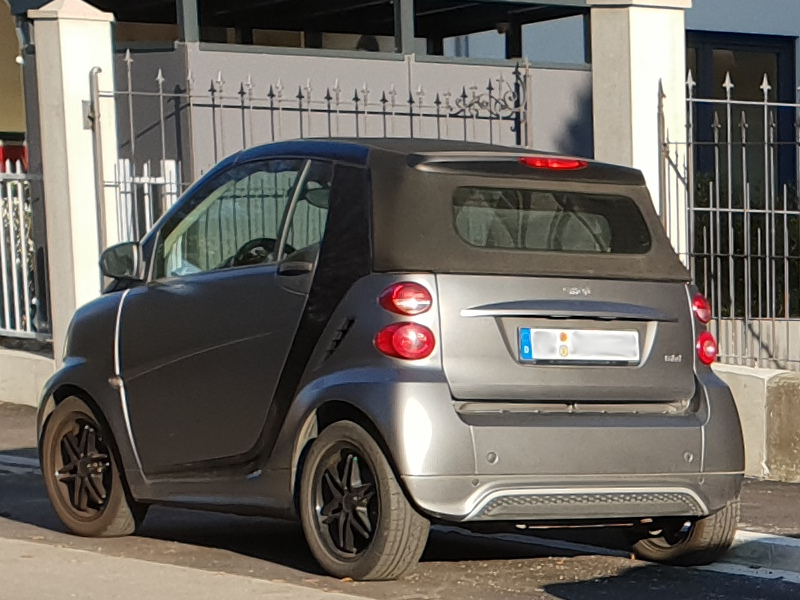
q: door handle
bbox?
[278,261,314,276]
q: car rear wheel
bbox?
[632,500,739,566]
[299,421,430,581]
[40,396,147,537]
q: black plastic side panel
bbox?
[255,163,373,462]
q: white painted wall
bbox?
[30,0,119,366]
[590,1,689,225]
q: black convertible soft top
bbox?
[228,138,689,283]
[356,139,690,283]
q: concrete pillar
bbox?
[589,0,690,209]
[29,0,118,364]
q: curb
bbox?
[724,530,800,574]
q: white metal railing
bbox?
[0,160,35,337]
[661,71,800,370]
[113,159,181,242]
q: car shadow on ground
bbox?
[4,434,800,600]
[135,506,604,573]
[4,475,800,600]
[1,465,616,577]
[543,563,800,600]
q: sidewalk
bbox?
[0,538,366,600]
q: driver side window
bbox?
[154,159,305,279]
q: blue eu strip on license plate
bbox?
[519,328,533,361]
[518,327,640,363]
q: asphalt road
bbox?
[1,401,798,600]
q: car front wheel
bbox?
[299,421,430,581]
[632,500,739,566]
[40,396,147,537]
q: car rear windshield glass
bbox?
[453,187,652,254]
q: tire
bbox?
[40,396,147,537]
[299,421,430,581]
[632,500,739,566]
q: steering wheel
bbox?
[231,238,296,267]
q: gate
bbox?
[661,71,800,370]
[0,160,36,338]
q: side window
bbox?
[282,161,334,258]
[154,159,305,279]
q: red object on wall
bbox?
[0,140,28,172]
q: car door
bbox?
[118,157,333,476]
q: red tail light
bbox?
[696,331,718,365]
[519,156,588,170]
[379,282,432,316]
[375,323,435,360]
[692,293,712,324]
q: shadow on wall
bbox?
[555,83,593,159]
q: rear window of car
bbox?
[453,187,652,254]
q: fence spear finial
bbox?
[760,73,772,97]
[722,72,734,99]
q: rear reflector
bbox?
[696,331,718,365]
[519,156,588,170]
[379,282,432,316]
[375,323,435,360]
[692,293,712,324]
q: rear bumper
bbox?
[282,367,744,523]
[390,371,744,522]
[403,472,742,522]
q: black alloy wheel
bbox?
[316,446,378,557]
[41,397,147,537]
[53,418,112,519]
[299,421,430,581]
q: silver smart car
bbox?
[37,139,744,581]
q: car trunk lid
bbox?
[437,274,696,403]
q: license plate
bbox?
[519,328,640,364]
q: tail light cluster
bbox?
[375,282,435,360]
[692,292,718,365]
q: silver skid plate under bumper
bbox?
[467,488,706,521]
[403,474,742,522]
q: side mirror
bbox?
[100,242,142,281]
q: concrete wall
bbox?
[0,1,25,134]
[714,363,800,482]
[0,348,53,407]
